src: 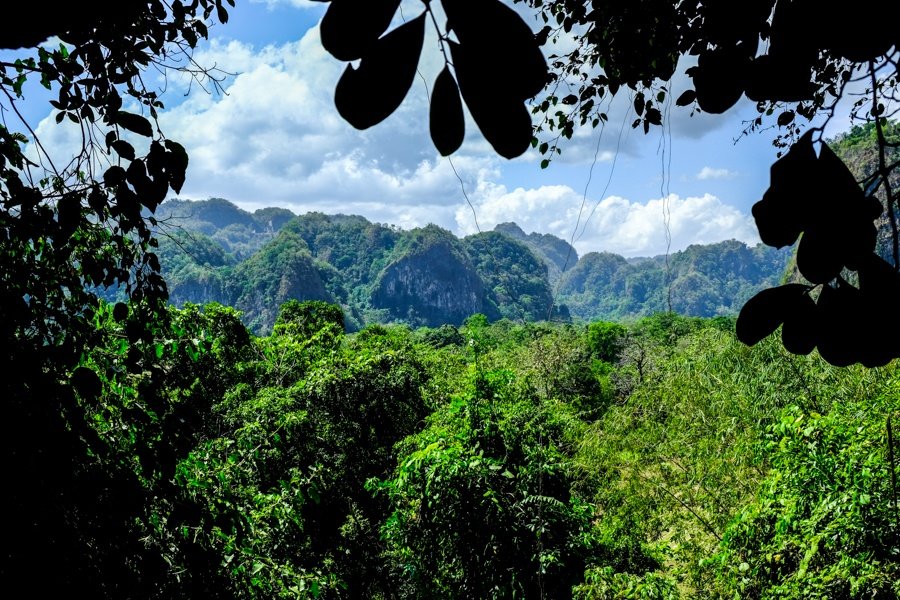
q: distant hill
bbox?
[558,240,791,322]
[493,222,578,283]
[153,198,791,333]
[155,197,295,259]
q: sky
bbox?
[9,0,861,258]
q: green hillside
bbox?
[154,199,791,333]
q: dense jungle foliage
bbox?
[13,298,897,598]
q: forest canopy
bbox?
[1,0,898,365]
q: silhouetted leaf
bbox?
[859,264,900,366]
[675,89,695,106]
[164,140,189,193]
[796,226,844,284]
[57,193,80,236]
[71,366,102,400]
[841,220,880,272]
[443,0,548,100]
[702,0,773,47]
[745,54,817,102]
[113,301,129,322]
[320,0,402,62]
[752,130,817,248]
[690,45,750,114]
[449,40,534,159]
[817,0,898,61]
[127,158,150,190]
[781,291,817,355]
[111,139,135,161]
[815,282,865,367]
[752,189,803,249]
[115,111,153,137]
[430,66,465,156]
[633,93,645,115]
[776,110,794,126]
[817,143,875,217]
[737,284,810,346]
[767,0,818,61]
[334,12,425,130]
[856,253,900,365]
[104,165,127,187]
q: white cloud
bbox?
[581,193,760,256]
[457,185,759,257]
[696,166,737,180]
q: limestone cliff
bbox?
[371,226,484,326]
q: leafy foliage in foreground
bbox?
[709,388,900,598]
[10,300,898,598]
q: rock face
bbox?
[169,272,228,306]
[372,229,484,327]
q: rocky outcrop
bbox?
[372,231,484,327]
[169,271,228,307]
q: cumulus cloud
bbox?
[24,11,761,260]
[581,192,759,256]
[150,28,512,220]
[457,184,759,257]
[697,166,737,180]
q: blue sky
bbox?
[12,0,859,257]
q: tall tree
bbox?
[1,2,233,594]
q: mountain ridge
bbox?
[151,198,792,333]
